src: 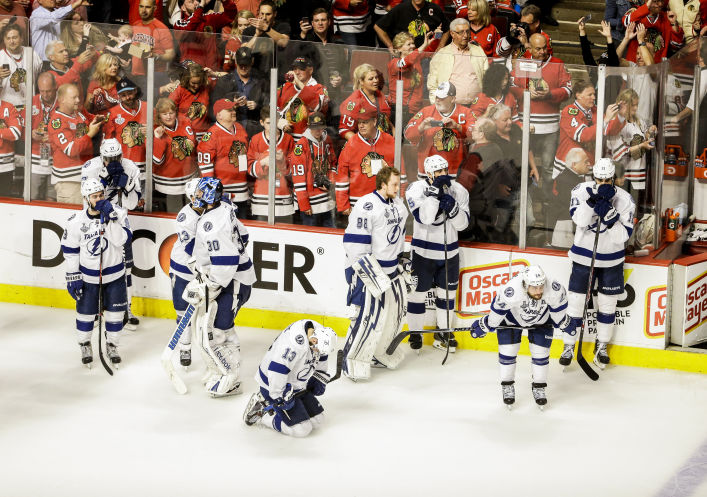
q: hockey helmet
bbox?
[593,158,616,180]
[184,178,200,201]
[310,326,337,357]
[195,177,223,206]
[81,177,105,203]
[423,154,449,178]
[100,138,122,162]
[522,265,546,288]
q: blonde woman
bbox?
[59,11,108,59]
[85,53,121,115]
[338,63,393,141]
[221,10,255,71]
[387,30,435,118]
[467,0,501,57]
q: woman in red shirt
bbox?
[85,54,121,115]
[339,63,393,141]
[169,63,215,142]
[388,29,436,122]
[467,0,501,57]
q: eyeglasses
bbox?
[452,29,470,35]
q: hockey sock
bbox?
[104,310,124,344]
[434,286,455,328]
[564,291,586,346]
[498,342,521,382]
[76,312,96,343]
[597,293,618,343]
[529,342,550,384]
[406,291,426,332]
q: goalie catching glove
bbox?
[470,315,492,338]
[183,272,222,306]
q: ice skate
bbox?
[106,343,121,365]
[559,344,574,369]
[180,349,191,368]
[408,333,422,353]
[501,381,515,409]
[209,381,242,398]
[80,342,93,368]
[243,392,267,426]
[433,332,457,353]
[127,307,139,328]
[532,382,547,410]
[123,310,136,331]
[593,341,609,370]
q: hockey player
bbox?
[82,138,142,329]
[342,167,409,381]
[243,319,337,437]
[471,266,572,408]
[559,158,635,369]
[405,155,470,352]
[62,178,132,366]
[183,177,256,397]
[169,178,202,367]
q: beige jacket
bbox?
[669,0,700,44]
[427,42,488,103]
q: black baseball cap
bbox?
[236,47,253,66]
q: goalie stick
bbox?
[575,217,601,381]
[160,303,195,394]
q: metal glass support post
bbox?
[144,57,155,213]
[23,46,33,202]
[688,62,701,214]
[519,89,530,250]
[268,68,277,225]
[394,79,403,173]
[594,65,606,164]
[653,61,668,248]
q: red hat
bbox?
[213,99,237,115]
[356,102,378,121]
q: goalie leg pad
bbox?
[352,254,392,299]
[342,288,384,380]
[596,293,619,343]
[373,276,407,369]
[497,329,522,382]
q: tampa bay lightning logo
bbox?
[295,334,305,345]
[88,236,108,256]
[552,281,561,291]
[297,365,314,381]
[177,213,186,222]
[504,287,514,297]
[203,221,213,232]
[363,202,373,211]
[387,224,402,244]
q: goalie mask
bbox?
[423,154,449,180]
[192,177,223,210]
[310,325,336,358]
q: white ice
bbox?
[1,302,707,497]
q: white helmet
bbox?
[185,178,200,200]
[423,154,449,178]
[311,326,337,357]
[593,158,615,180]
[81,177,104,199]
[100,138,122,161]
[522,265,546,288]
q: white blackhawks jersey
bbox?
[169,204,201,281]
[568,181,635,268]
[61,206,131,285]
[81,157,142,210]
[0,48,43,109]
[489,275,568,328]
[405,179,470,260]
[255,319,331,399]
[343,190,408,276]
[193,202,256,288]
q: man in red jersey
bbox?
[30,72,58,200]
[130,0,175,88]
[104,78,148,180]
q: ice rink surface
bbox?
[1,302,707,497]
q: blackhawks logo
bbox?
[568,107,578,115]
[75,122,88,138]
[433,127,458,153]
[529,78,549,93]
[51,118,61,129]
[186,101,206,120]
[286,98,308,126]
[201,132,212,142]
[360,151,388,178]
[10,68,26,92]
[171,135,195,160]
[293,144,303,156]
[121,121,145,147]
[228,140,247,167]
[407,18,427,38]
[377,113,393,135]
[346,101,355,111]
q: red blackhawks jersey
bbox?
[553,101,597,178]
[31,94,56,175]
[277,80,329,139]
[169,81,214,139]
[332,0,370,33]
[103,101,148,174]
[404,103,471,175]
[469,92,519,121]
[450,0,467,18]
[289,130,337,214]
[152,117,198,195]
[247,131,296,217]
[86,79,119,116]
[198,121,249,201]
[387,50,425,114]
[623,4,684,63]
[510,55,572,134]
[335,130,395,212]
[339,90,393,139]
[470,24,501,57]
[48,109,95,184]
[172,0,237,69]
[0,100,21,173]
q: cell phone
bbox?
[584,13,592,22]
[434,31,442,39]
[1,64,8,70]
[429,119,444,127]
[301,17,309,24]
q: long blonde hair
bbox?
[91,53,121,86]
[615,88,639,122]
[353,63,377,91]
[467,0,491,27]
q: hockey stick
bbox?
[97,215,113,376]
[441,210,452,365]
[160,303,195,394]
[575,218,601,382]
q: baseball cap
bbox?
[213,98,237,115]
[356,103,378,121]
[308,111,326,128]
[291,56,312,69]
[235,47,253,66]
[434,81,456,99]
[116,77,138,94]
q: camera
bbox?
[428,119,444,127]
[510,22,530,39]
[284,72,294,83]
[313,174,331,190]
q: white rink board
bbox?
[671,259,707,347]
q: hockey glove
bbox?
[66,272,83,300]
[559,316,579,336]
[183,273,222,306]
[470,315,491,338]
[602,207,620,228]
[424,185,440,197]
[113,173,129,189]
[438,193,458,217]
[431,174,452,192]
[597,183,616,200]
[271,395,296,417]
[94,199,117,222]
[307,376,326,396]
[586,186,600,208]
[593,198,612,219]
[106,160,123,178]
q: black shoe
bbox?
[541,15,559,26]
[409,333,422,350]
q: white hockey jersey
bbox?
[343,190,408,277]
[606,116,652,190]
[405,179,470,260]
[61,206,131,285]
[568,181,635,268]
[193,201,256,288]
[169,204,201,281]
[0,48,43,109]
[81,157,142,210]
[255,319,331,399]
[488,274,568,328]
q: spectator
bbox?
[487,102,540,182]
[469,62,518,121]
[172,0,237,70]
[276,56,329,140]
[332,0,371,46]
[104,25,134,68]
[427,18,487,106]
[104,77,148,178]
[48,83,105,204]
[30,0,91,60]
[470,116,504,173]
[524,0,560,27]
[335,106,395,215]
[211,46,269,138]
[241,0,290,50]
[670,41,707,126]
[152,97,198,212]
[617,22,657,122]
[0,0,28,32]
[60,13,109,59]
[549,147,591,249]
[579,18,620,68]
[247,107,296,222]
[622,0,684,63]
[339,63,393,140]
[374,0,449,52]
[170,62,214,142]
[221,9,254,71]
[404,81,472,176]
[130,0,175,88]
[30,72,58,200]
[496,3,553,59]
[290,111,337,227]
[510,33,571,186]
[197,98,250,216]
[450,0,468,20]
[553,79,620,178]
[387,30,434,120]
[0,23,43,111]
[467,0,501,57]
[128,0,164,25]
[605,0,643,44]
[0,95,21,196]
[45,39,96,101]
[85,54,121,115]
